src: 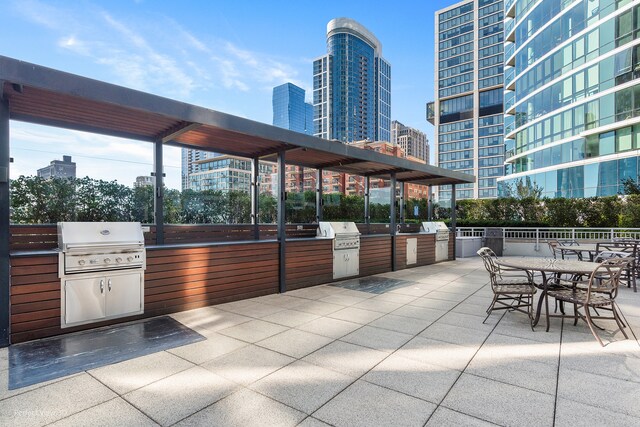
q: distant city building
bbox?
[499,0,640,198]
[391,120,429,163]
[273,82,314,193]
[428,0,504,206]
[316,140,428,199]
[313,17,391,143]
[134,176,154,188]
[181,149,218,191]
[37,155,76,179]
[188,155,276,193]
[272,83,313,135]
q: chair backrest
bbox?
[477,247,499,276]
[596,242,637,257]
[587,258,631,300]
[558,239,579,246]
[594,250,633,263]
[548,240,561,259]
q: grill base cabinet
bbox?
[318,222,361,280]
[333,250,359,279]
[62,271,143,328]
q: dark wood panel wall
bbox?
[9,242,279,343]
[360,236,392,276]
[285,240,333,290]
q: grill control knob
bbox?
[104,258,111,264]
[116,257,123,263]
[127,256,133,262]
[78,259,86,266]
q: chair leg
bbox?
[483,295,498,324]
[528,294,535,331]
[584,305,604,347]
[573,303,578,326]
[612,304,629,339]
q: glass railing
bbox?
[505,42,515,62]
[504,18,515,38]
[504,119,516,135]
[505,0,515,15]
[504,91,516,112]
[504,67,516,88]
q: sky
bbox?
[1,0,454,189]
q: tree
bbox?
[621,177,640,195]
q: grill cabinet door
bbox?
[407,238,417,265]
[106,272,143,317]
[64,277,106,326]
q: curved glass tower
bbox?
[313,18,391,143]
[500,0,640,197]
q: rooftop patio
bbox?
[1,257,639,427]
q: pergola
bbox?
[0,55,475,346]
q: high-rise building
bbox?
[428,0,505,206]
[37,155,76,179]
[272,82,314,193]
[313,18,391,143]
[273,83,313,135]
[499,0,640,198]
[391,120,429,163]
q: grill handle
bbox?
[108,279,112,292]
[100,279,104,294]
[63,242,144,250]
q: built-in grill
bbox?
[318,222,360,279]
[421,221,450,262]
[58,222,146,328]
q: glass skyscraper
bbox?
[272,83,313,135]
[500,0,640,197]
[429,0,505,207]
[313,18,391,143]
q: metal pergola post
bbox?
[399,181,405,225]
[364,176,370,225]
[451,184,457,260]
[316,168,323,223]
[153,141,164,245]
[251,157,260,240]
[390,173,397,271]
[277,151,286,293]
[0,95,10,347]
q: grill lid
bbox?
[317,222,360,238]
[58,222,144,252]
[420,222,449,234]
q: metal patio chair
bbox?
[477,247,537,329]
[547,258,630,346]
[596,242,637,292]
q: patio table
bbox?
[559,244,598,261]
[495,257,601,330]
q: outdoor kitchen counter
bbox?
[7,234,443,344]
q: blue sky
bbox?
[1,0,453,189]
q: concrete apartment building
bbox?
[428,0,505,207]
[36,155,76,179]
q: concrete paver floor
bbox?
[1,257,639,426]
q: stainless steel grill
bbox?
[421,222,450,262]
[318,222,360,279]
[58,222,146,328]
